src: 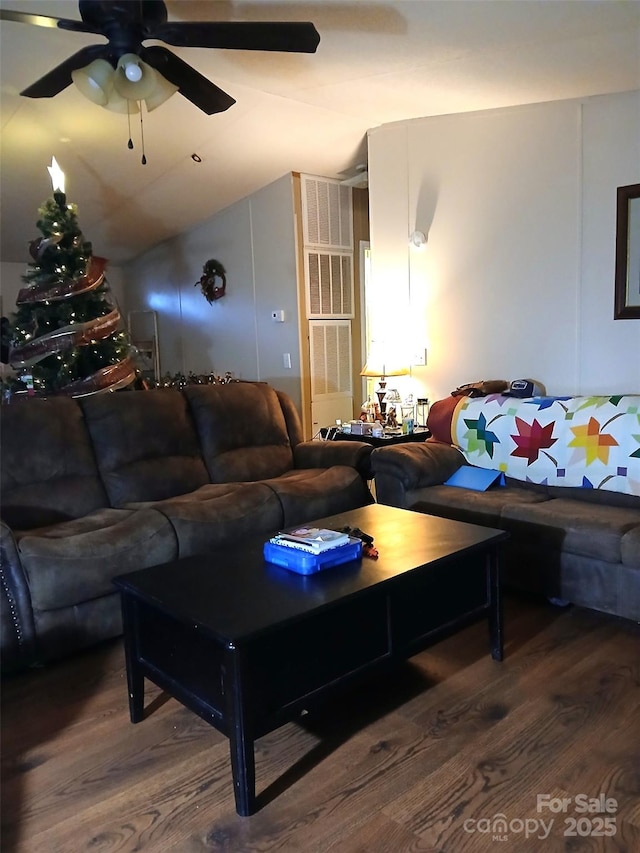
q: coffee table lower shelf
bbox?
[115,505,505,816]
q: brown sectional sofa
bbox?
[371,394,640,622]
[1,382,374,672]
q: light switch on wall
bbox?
[271,310,285,322]
[283,353,292,369]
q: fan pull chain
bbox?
[139,104,147,165]
[127,101,133,150]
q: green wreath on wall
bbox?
[196,258,227,303]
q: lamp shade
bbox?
[113,54,158,101]
[103,89,140,114]
[361,359,409,379]
[71,58,115,106]
[144,72,179,112]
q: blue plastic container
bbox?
[263,538,362,575]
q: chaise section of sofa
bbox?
[1,382,374,672]
[371,394,640,621]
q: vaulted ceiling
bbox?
[1,0,639,267]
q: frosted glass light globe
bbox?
[125,62,143,82]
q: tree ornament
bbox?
[29,231,63,260]
[196,258,227,303]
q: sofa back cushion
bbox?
[1,397,108,528]
[80,389,210,505]
[184,382,295,482]
[275,388,304,447]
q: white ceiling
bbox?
[1,0,639,266]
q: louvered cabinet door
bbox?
[299,174,356,432]
[309,320,354,433]
[304,250,354,319]
[301,176,353,249]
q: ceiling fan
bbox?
[0,0,321,115]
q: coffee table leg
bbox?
[487,546,504,661]
[224,643,256,816]
[121,595,145,723]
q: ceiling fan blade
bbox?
[142,46,235,115]
[151,21,320,53]
[21,45,111,98]
[0,8,102,35]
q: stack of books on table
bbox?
[264,527,362,575]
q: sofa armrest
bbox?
[371,441,465,507]
[1,520,37,672]
[293,439,374,479]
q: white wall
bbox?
[368,91,640,402]
[580,93,640,391]
[124,173,302,410]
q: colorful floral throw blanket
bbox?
[450,395,640,497]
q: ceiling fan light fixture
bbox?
[113,54,157,101]
[4,1,320,124]
[71,58,115,106]
[103,89,140,114]
[124,63,142,83]
[144,72,179,112]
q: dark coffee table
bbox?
[114,504,507,816]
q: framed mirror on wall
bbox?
[614,183,640,320]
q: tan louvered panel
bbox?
[309,320,353,396]
[301,175,352,250]
[305,250,353,319]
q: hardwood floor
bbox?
[2,593,639,852]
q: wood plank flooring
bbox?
[2,593,639,852]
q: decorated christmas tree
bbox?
[6,158,134,397]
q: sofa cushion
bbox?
[502,498,640,564]
[15,508,177,610]
[184,383,295,482]
[411,483,550,527]
[620,526,640,569]
[275,388,304,447]
[146,482,283,557]
[80,389,210,505]
[372,441,465,490]
[1,396,108,528]
[32,590,125,664]
[262,466,374,527]
[617,563,640,620]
